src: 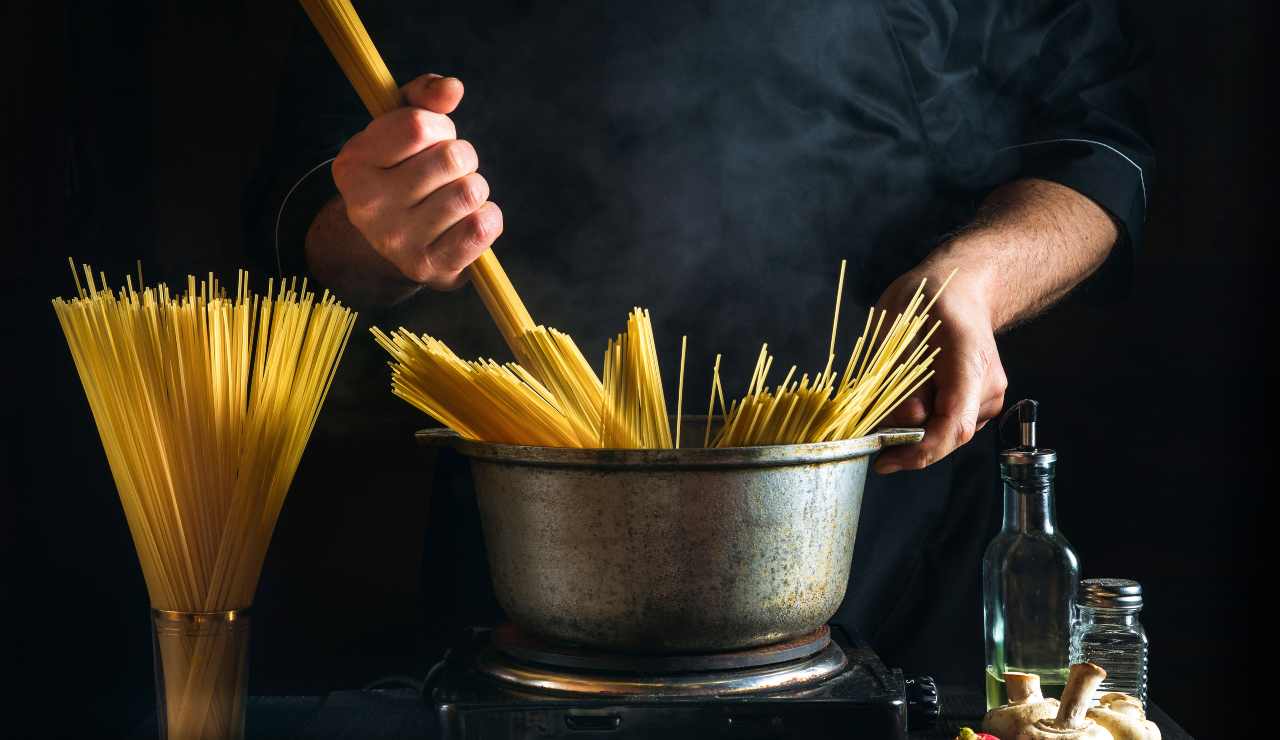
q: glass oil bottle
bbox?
[983,400,1079,709]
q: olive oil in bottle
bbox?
[984,664,1067,708]
[982,400,1079,710]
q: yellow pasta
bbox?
[710,263,953,447]
[53,261,356,737]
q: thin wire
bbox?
[273,157,337,277]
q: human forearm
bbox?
[305,194,425,307]
[915,178,1118,332]
[874,178,1119,473]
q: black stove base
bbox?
[426,628,929,739]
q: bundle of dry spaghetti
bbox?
[372,308,685,449]
[708,264,953,447]
[53,261,355,739]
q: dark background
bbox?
[4,1,1269,737]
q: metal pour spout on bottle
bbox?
[983,399,1080,710]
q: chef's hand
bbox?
[309,74,503,301]
[872,264,1008,474]
[870,179,1120,473]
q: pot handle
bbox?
[875,427,925,448]
[415,427,464,448]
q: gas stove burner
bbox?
[479,627,847,698]
[490,623,834,673]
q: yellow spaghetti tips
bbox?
[53,262,355,606]
[600,309,674,448]
[371,327,598,447]
[374,309,679,449]
[376,264,952,450]
[711,263,952,447]
[53,261,355,738]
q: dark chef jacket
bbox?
[247,0,1151,682]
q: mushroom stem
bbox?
[1056,663,1107,730]
[1005,672,1044,704]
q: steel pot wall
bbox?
[418,423,923,653]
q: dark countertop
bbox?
[131,687,1192,739]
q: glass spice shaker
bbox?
[1071,578,1149,707]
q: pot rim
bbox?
[415,419,923,470]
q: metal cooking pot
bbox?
[417,421,923,654]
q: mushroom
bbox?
[1016,663,1111,739]
[1087,693,1160,740]
[983,672,1061,739]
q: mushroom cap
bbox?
[1015,718,1111,739]
[1096,693,1146,718]
[983,700,1060,740]
[1088,706,1160,740]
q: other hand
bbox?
[872,263,1007,474]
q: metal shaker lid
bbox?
[1080,578,1144,610]
[999,399,1058,465]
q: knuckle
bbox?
[441,139,477,176]
[411,265,437,284]
[439,114,457,140]
[470,205,503,244]
[454,174,489,212]
[405,252,438,284]
[405,110,455,148]
[380,227,411,255]
[405,110,431,143]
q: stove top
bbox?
[425,625,937,739]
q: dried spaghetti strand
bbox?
[675,335,688,449]
[704,353,722,448]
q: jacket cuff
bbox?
[1002,138,1149,253]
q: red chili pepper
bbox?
[955,728,1000,740]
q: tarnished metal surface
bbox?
[475,641,850,697]
[491,623,831,673]
[417,419,923,654]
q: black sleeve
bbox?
[242,5,369,281]
[973,0,1155,251]
[884,0,1154,254]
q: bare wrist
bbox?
[305,196,423,308]
[913,239,1002,329]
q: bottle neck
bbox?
[1002,478,1057,533]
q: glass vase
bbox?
[151,608,251,740]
